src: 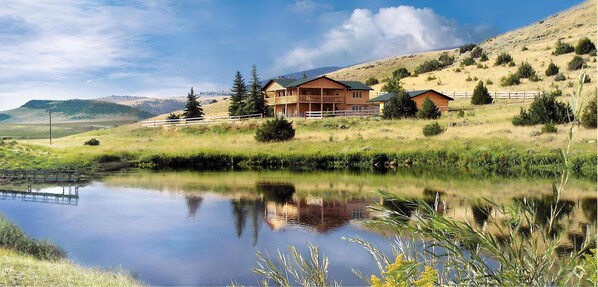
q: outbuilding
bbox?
[368,90,454,113]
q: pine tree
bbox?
[183,87,203,118]
[382,91,418,119]
[242,65,267,116]
[471,81,493,105]
[417,97,441,119]
[381,74,403,94]
[302,71,308,79]
[229,71,248,116]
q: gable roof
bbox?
[368,90,454,102]
[261,76,372,91]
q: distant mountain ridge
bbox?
[0,99,154,123]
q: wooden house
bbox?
[368,90,454,113]
[261,76,374,117]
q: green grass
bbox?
[0,249,139,286]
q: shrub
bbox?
[485,79,493,85]
[500,73,521,86]
[581,97,597,128]
[454,67,462,72]
[382,91,418,119]
[471,46,483,58]
[422,122,445,137]
[426,75,437,81]
[415,59,443,74]
[516,61,537,78]
[529,74,541,82]
[568,56,586,70]
[255,117,295,142]
[512,93,574,125]
[480,53,489,62]
[545,62,559,76]
[553,40,574,55]
[438,52,455,67]
[521,46,528,51]
[461,57,475,66]
[365,77,379,86]
[417,97,441,119]
[84,138,100,146]
[555,73,566,81]
[508,61,516,67]
[166,113,180,120]
[459,43,477,54]
[584,75,592,83]
[541,122,558,133]
[471,81,493,105]
[465,75,473,82]
[495,52,513,65]
[575,37,596,55]
[392,68,411,79]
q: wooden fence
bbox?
[378,91,541,100]
[140,113,263,127]
[305,109,380,119]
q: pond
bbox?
[0,170,595,285]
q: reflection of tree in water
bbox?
[471,204,493,227]
[581,197,597,223]
[185,194,204,218]
[255,181,295,204]
[382,198,418,223]
[512,195,575,235]
[230,198,266,246]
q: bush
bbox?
[459,43,477,54]
[521,46,528,51]
[495,52,513,65]
[541,123,558,133]
[555,73,566,81]
[568,56,586,70]
[422,122,445,137]
[255,117,295,142]
[485,79,493,85]
[581,97,597,128]
[438,52,455,67]
[461,57,475,66]
[415,59,443,74]
[465,75,473,82]
[392,68,411,79]
[512,93,574,126]
[166,113,180,120]
[516,61,537,78]
[529,74,541,82]
[471,46,483,58]
[575,37,596,55]
[382,91,418,119]
[500,73,521,86]
[84,138,100,146]
[417,97,441,119]
[545,62,559,76]
[365,77,379,86]
[480,53,489,62]
[471,81,493,105]
[553,40,574,55]
[584,75,592,83]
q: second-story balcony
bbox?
[266,95,344,105]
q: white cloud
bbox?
[0,1,175,81]
[274,6,486,72]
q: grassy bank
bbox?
[0,214,139,286]
[3,98,595,177]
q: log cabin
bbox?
[261,76,374,117]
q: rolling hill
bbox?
[0,99,154,124]
[325,0,597,97]
[97,95,227,115]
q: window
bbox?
[351,105,363,111]
[352,91,362,98]
[335,91,339,96]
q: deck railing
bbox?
[140,114,263,127]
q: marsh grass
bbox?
[0,214,66,261]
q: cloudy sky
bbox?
[0,0,584,109]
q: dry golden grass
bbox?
[326,0,597,98]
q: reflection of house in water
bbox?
[265,197,373,233]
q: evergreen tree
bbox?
[382,91,418,119]
[545,62,559,76]
[229,71,247,116]
[242,65,267,116]
[302,71,308,79]
[471,81,493,105]
[417,97,441,119]
[183,87,203,118]
[381,74,403,94]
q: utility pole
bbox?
[49,109,52,145]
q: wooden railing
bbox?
[376,91,541,100]
[140,114,263,127]
[266,95,345,105]
[305,109,379,118]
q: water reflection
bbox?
[185,194,203,218]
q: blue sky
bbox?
[0,0,584,110]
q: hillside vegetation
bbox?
[326,0,597,98]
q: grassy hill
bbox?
[325,0,597,98]
[97,95,228,115]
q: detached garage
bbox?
[368,90,454,113]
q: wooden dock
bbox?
[0,169,84,183]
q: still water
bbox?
[0,170,595,285]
